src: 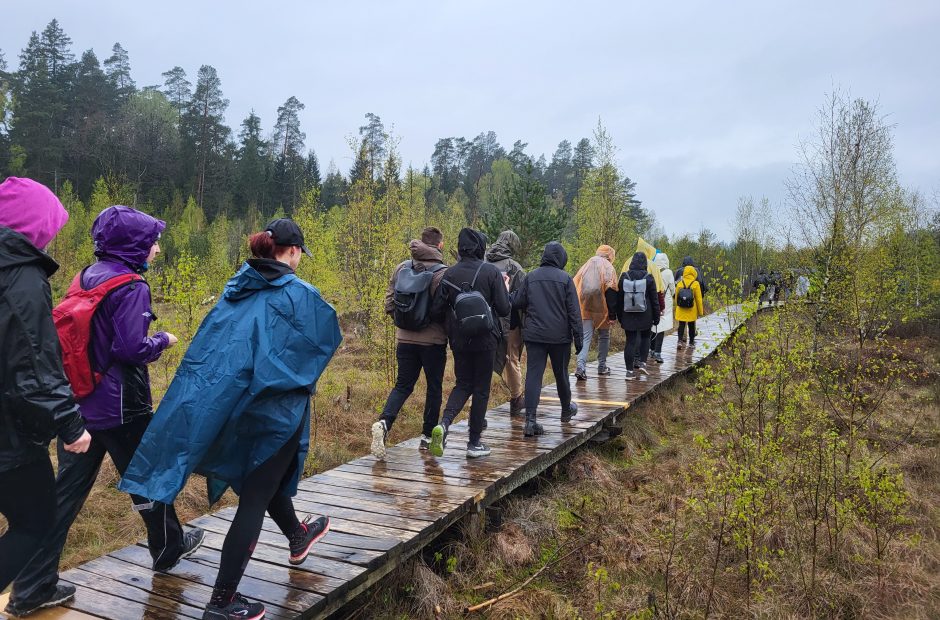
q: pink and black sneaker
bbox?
[288,515,330,565]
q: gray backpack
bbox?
[622,277,647,313]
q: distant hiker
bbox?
[675,256,708,296]
[120,219,342,620]
[616,252,660,379]
[429,228,511,459]
[0,178,91,601]
[650,252,676,363]
[675,256,705,349]
[754,267,772,306]
[771,270,784,305]
[7,204,202,617]
[486,230,527,416]
[574,245,618,380]
[512,242,582,436]
[796,272,810,297]
[371,227,448,459]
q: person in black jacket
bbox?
[675,256,708,296]
[429,228,511,459]
[512,242,582,436]
[616,252,660,380]
[0,178,91,599]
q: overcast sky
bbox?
[2,1,938,240]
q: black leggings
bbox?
[0,457,56,591]
[624,329,652,366]
[214,425,303,592]
[678,321,697,343]
[652,331,665,354]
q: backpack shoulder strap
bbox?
[428,263,447,273]
[469,262,486,290]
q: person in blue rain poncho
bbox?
[120,219,341,620]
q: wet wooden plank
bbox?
[0,591,101,619]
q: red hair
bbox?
[248,232,291,259]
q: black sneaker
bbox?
[203,593,265,620]
[430,423,448,457]
[653,352,665,364]
[419,434,432,450]
[5,583,75,617]
[597,366,611,376]
[575,368,587,382]
[524,420,544,436]
[466,442,491,458]
[636,364,650,376]
[288,515,330,565]
[370,419,388,459]
[154,527,205,572]
[561,401,579,423]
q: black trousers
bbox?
[624,329,652,367]
[678,321,697,343]
[0,457,56,591]
[652,331,665,354]
[10,416,184,607]
[214,423,303,591]
[440,349,496,446]
[524,342,572,420]
[379,343,446,437]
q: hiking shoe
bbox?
[575,368,587,381]
[654,352,665,363]
[689,340,696,348]
[370,420,388,459]
[419,434,432,450]
[5,583,75,617]
[203,593,265,620]
[597,366,611,376]
[625,370,636,380]
[636,364,650,376]
[154,527,205,572]
[509,395,526,416]
[430,423,448,457]
[289,515,330,565]
[466,442,491,458]
[524,420,544,436]
[561,401,578,423]
[677,340,686,350]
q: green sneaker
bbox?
[429,424,447,457]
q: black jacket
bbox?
[616,253,661,332]
[512,242,583,350]
[431,228,511,353]
[0,227,85,473]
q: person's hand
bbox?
[64,430,92,454]
[503,273,511,291]
[165,332,179,347]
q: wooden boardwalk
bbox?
[0,306,747,620]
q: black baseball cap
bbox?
[265,218,312,256]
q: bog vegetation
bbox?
[2,18,940,619]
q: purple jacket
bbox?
[78,206,168,431]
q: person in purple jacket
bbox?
[5,206,204,618]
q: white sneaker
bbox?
[370,420,387,459]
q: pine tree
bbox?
[358,112,387,182]
[321,160,348,210]
[65,50,114,195]
[305,150,321,190]
[234,111,269,211]
[272,96,306,210]
[104,43,135,101]
[181,65,230,212]
[161,66,191,125]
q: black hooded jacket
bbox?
[431,228,511,352]
[616,252,661,332]
[511,242,583,349]
[0,227,86,473]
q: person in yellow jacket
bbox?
[674,257,704,348]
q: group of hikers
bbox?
[0,175,707,620]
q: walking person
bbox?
[0,178,92,607]
[616,252,660,379]
[574,245,618,381]
[7,205,203,618]
[627,238,666,367]
[428,228,510,459]
[371,227,448,459]
[676,255,708,296]
[650,252,676,363]
[120,219,342,620]
[486,230,527,416]
[512,242,582,436]
[675,256,705,349]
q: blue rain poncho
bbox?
[119,262,342,505]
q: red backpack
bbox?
[53,269,144,398]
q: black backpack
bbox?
[392,261,446,331]
[443,263,496,339]
[676,281,695,308]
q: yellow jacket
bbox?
[674,265,704,322]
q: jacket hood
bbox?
[0,177,69,250]
[410,239,444,263]
[653,252,670,271]
[224,262,296,301]
[539,241,568,269]
[485,230,521,262]
[0,226,59,276]
[595,244,616,263]
[636,237,657,261]
[92,205,166,268]
[457,228,487,259]
[682,256,696,268]
[629,251,648,271]
[681,264,699,284]
[246,258,295,282]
